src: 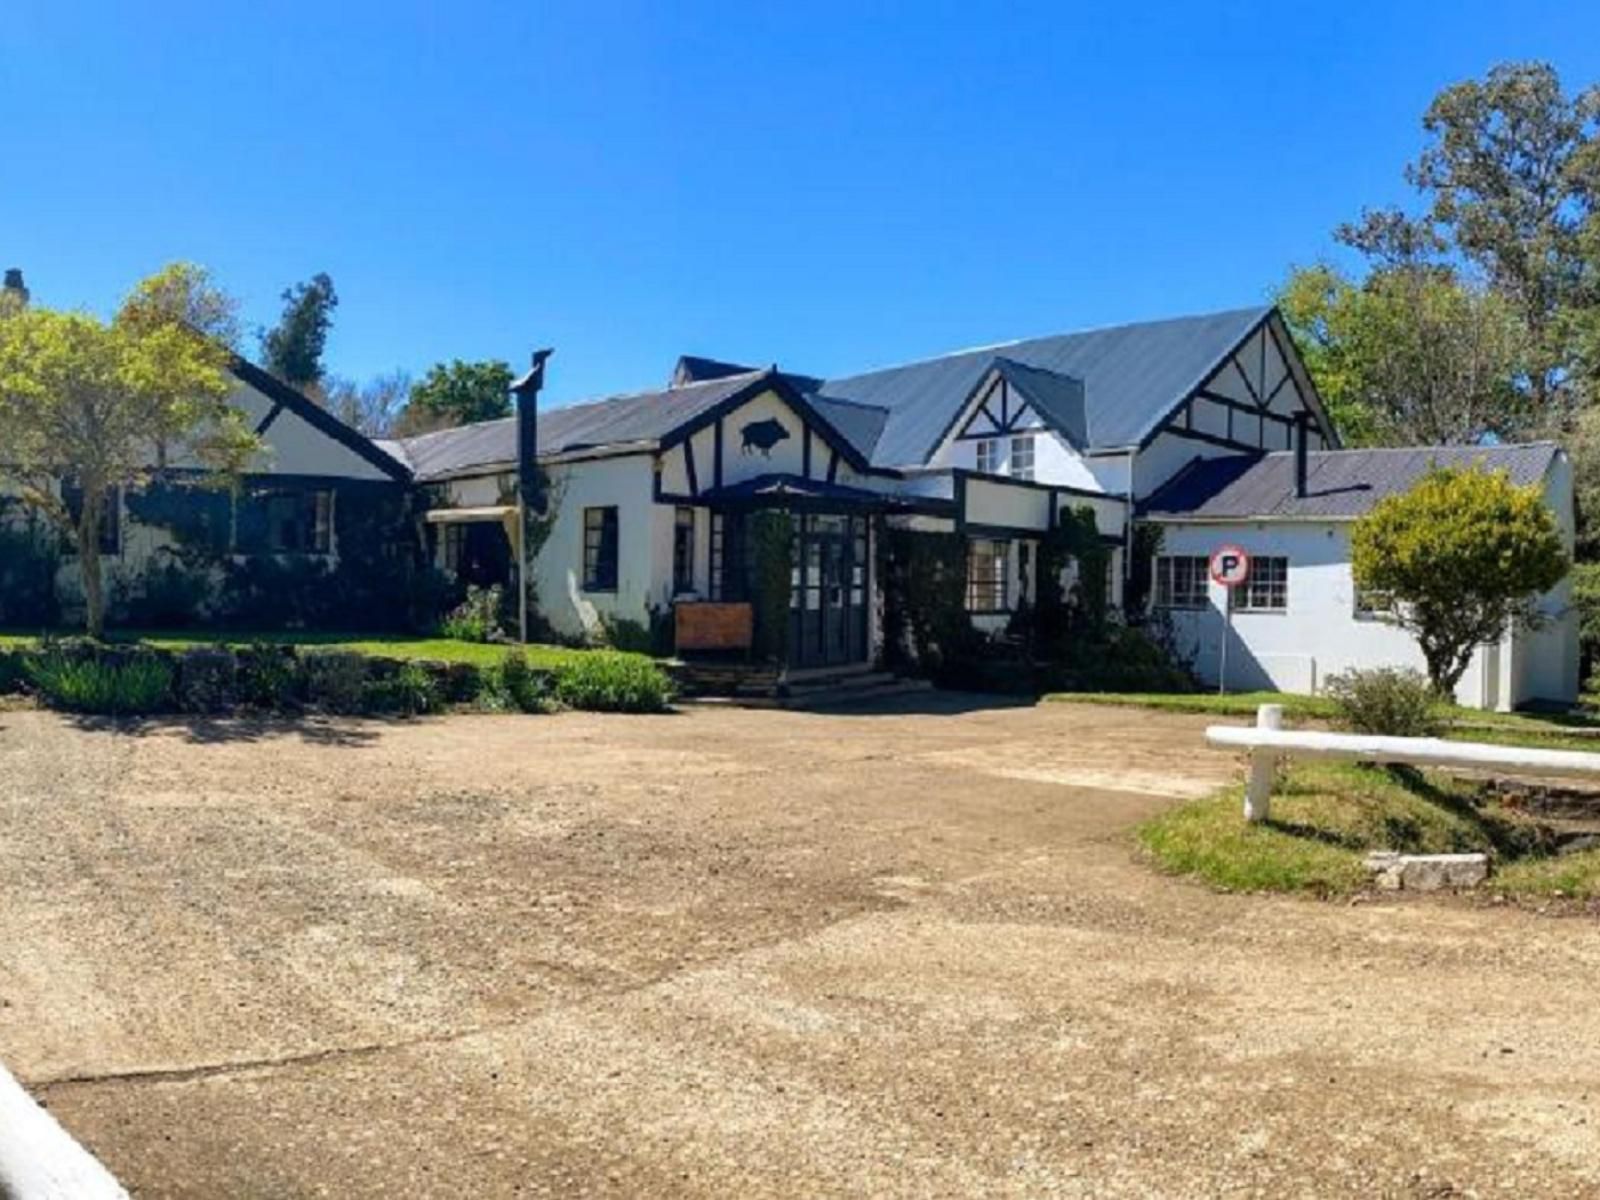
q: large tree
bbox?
[0,264,260,636]
[395,358,513,435]
[260,272,338,393]
[1351,466,1568,693]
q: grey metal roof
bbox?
[807,394,891,460]
[398,370,768,481]
[994,357,1087,447]
[1141,443,1561,520]
[811,305,1270,468]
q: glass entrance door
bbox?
[790,513,868,668]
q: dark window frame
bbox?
[583,505,619,593]
[672,506,696,595]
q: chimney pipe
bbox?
[1294,413,1310,499]
[2,268,27,307]
[510,348,554,645]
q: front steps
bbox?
[672,660,931,709]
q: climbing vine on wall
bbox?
[748,509,793,663]
[877,524,970,674]
[1034,505,1112,647]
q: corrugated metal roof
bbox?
[807,394,891,460]
[1141,443,1561,520]
[398,370,768,480]
[811,305,1269,468]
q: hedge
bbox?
[0,640,673,718]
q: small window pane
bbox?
[975,439,999,474]
[966,538,1009,612]
[583,506,619,591]
[1154,555,1209,609]
[1010,435,1035,482]
[1236,556,1287,612]
[673,506,695,594]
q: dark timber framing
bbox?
[230,356,412,483]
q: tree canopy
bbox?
[1280,61,1600,449]
[396,359,514,435]
[0,263,260,636]
[260,272,338,392]
[1350,466,1568,693]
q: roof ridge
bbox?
[1256,440,1559,458]
[822,304,1271,385]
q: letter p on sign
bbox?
[1210,544,1250,588]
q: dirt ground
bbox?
[4,697,1600,1198]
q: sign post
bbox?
[1209,544,1250,695]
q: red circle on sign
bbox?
[1210,544,1250,587]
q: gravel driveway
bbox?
[3,696,1600,1197]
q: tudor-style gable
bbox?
[227,359,410,482]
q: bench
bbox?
[1206,704,1600,822]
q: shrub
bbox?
[115,558,214,628]
[1323,666,1442,737]
[175,647,239,713]
[1574,561,1600,690]
[301,651,370,714]
[485,649,548,712]
[26,650,174,715]
[553,652,673,713]
[0,648,25,695]
[438,585,505,643]
[0,519,60,628]
[237,643,302,709]
[361,661,442,716]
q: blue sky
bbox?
[4,2,1598,408]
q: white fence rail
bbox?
[0,1061,127,1199]
[1206,704,1600,822]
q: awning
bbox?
[424,505,517,524]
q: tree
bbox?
[1409,62,1600,409]
[396,359,514,434]
[0,263,260,637]
[1278,261,1529,446]
[260,273,338,392]
[324,370,412,437]
[1350,466,1568,693]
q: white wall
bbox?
[1152,515,1577,710]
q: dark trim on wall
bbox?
[1157,425,1267,454]
[826,450,840,483]
[713,419,724,489]
[254,402,285,435]
[229,356,411,482]
[684,437,699,497]
[948,466,1123,503]
[802,427,812,479]
[658,369,872,473]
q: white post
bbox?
[1243,703,1282,823]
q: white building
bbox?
[4,302,1579,708]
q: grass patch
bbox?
[1136,762,1541,897]
[1047,689,1600,753]
[1491,850,1600,901]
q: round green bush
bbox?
[552,653,673,713]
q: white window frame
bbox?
[975,438,999,475]
[966,538,1010,613]
[1236,555,1288,612]
[1010,434,1035,481]
[1154,555,1209,610]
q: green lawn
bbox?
[0,629,622,670]
[1136,761,1600,900]
[1046,689,1600,752]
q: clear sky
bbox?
[5,1,1599,408]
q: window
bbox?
[1154,555,1209,609]
[673,506,696,595]
[442,523,467,575]
[257,490,332,554]
[583,506,619,592]
[975,438,999,474]
[1010,434,1035,481]
[966,538,1009,612]
[1237,555,1288,612]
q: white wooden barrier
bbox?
[1207,704,1600,822]
[0,1061,127,1199]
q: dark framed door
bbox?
[790,513,868,668]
